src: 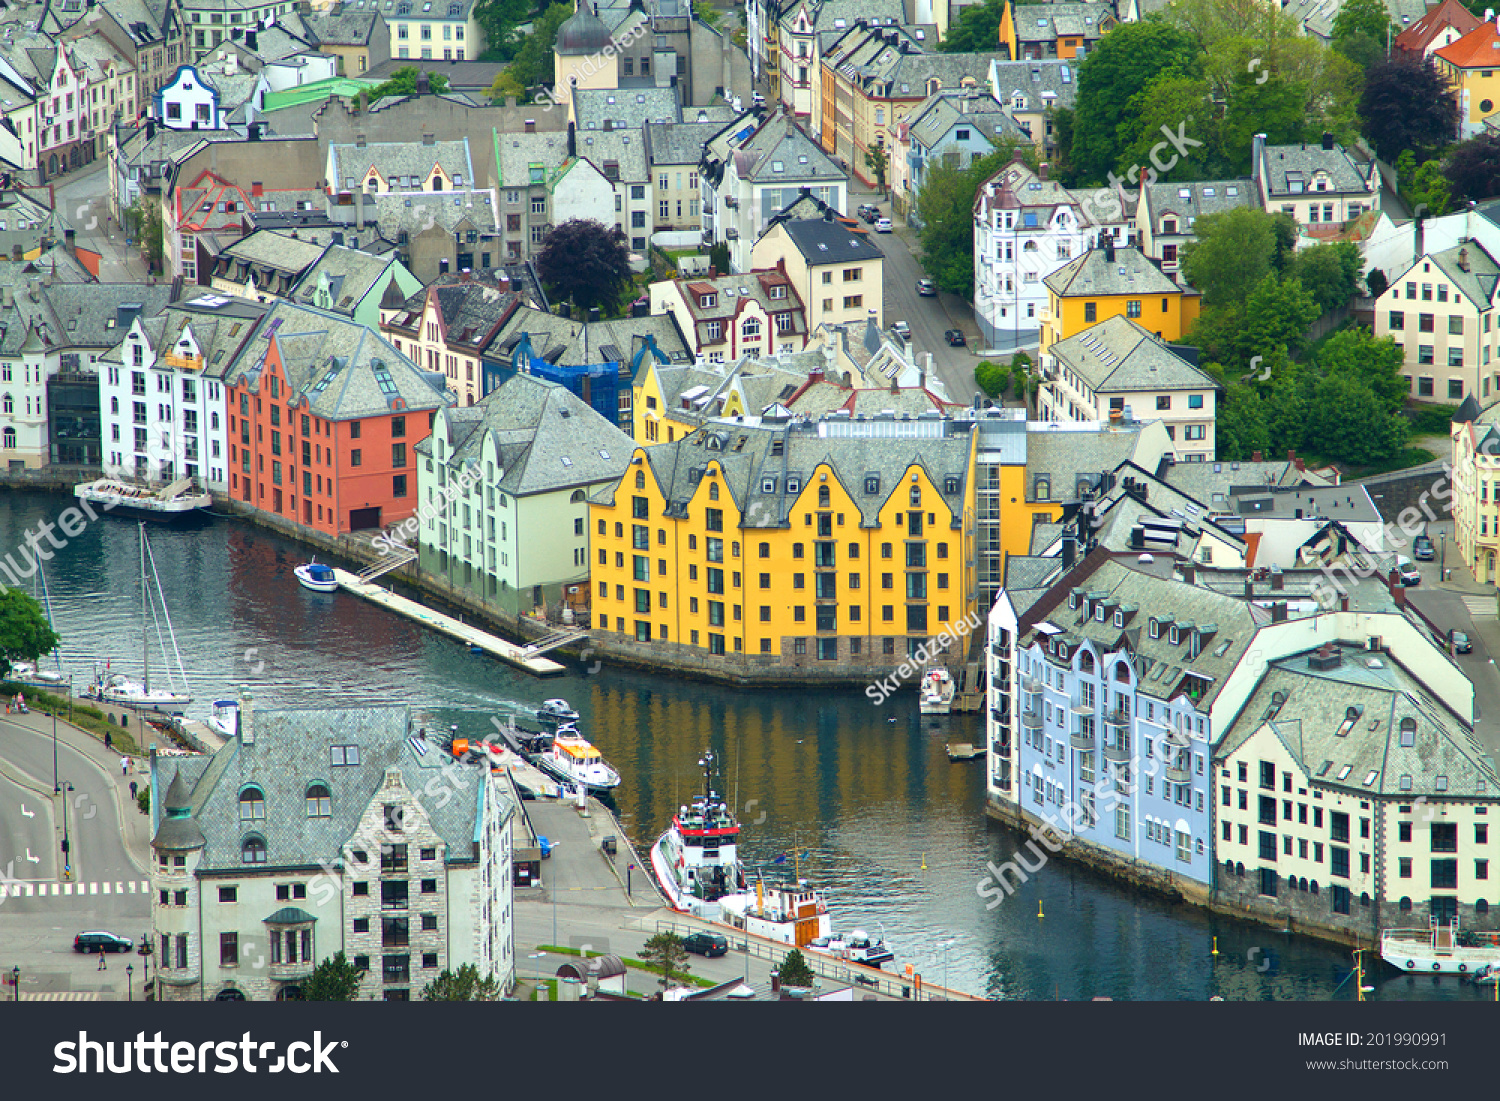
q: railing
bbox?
[1164,764,1191,783]
[1102,743,1129,763]
[1021,710,1042,729]
[1070,727,1094,750]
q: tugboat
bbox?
[920,668,955,714]
[719,877,831,948]
[650,750,749,916]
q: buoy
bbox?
[921,853,927,870]
[1038,899,1044,919]
[1211,936,1219,957]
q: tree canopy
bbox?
[1330,0,1394,67]
[364,66,450,103]
[940,0,1005,52]
[1444,133,1500,204]
[0,588,58,682]
[639,933,691,991]
[303,952,365,1001]
[1180,207,1286,310]
[472,0,532,60]
[536,219,634,315]
[421,964,504,1001]
[1287,241,1363,314]
[916,142,1033,296]
[778,948,816,987]
[1358,54,1458,164]
[488,2,573,101]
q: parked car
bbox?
[858,204,880,224]
[74,931,132,954]
[683,932,729,957]
[1413,535,1435,560]
[875,217,893,233]
[1396,555,1421,586]
[1451,630,1473,654]
[944,329,967,346]
[916,278,937,296]
[891,320,911,339]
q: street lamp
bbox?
[126,964,134,1002]
[10,965,17,1003]
[61,780,73,879]
[1440,531,1447,581]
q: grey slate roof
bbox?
[330,139,475,189]
[1257,141,1377,198]
[575,128,648,184]
[1011,1,1113,42]
[1024,422,1159,503]
[421,372,634,498]
[574,86,681,131]
[151,705,508,872]
[488,306,693,370]
[1217,651,1496,800]
[384,274,519,353]
[301,8,380,45]
[1043,245,1181,297]
[1392,240,1500,312]
[644,121,723,170]
[18,282,176,355]
[987,58,1078,112]
[292,245,400,315]
[906,89,1026,149]
[1051,316,1220,394]
[1140,179,1255,227]
[495,130,570,190]
[731,114,843,184]
[216,229,329,290]
[104,298,269,382]
[370,189,499,235]
[1162,460,1335,507]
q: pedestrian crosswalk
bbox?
[1463,595,1498,618]
[0,880,149,902]
[20,992,103,1001]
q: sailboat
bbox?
[11,564,66,689]
[86,524,191,710]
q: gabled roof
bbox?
[1050,316,1220,394]
[1140,178,1254,227]
[777,215,885,264]
[1256,140,1377,197]
[1395,0,1481,53]
[1010,1,1114,42]
[1043,245,1180,297]
[1434,17,1500,68]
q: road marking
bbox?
[63,883,71,895]
[127,881,136,893]
[101,882,110,895]
[116,882,124,894]
[50,883,58,895]
[88,882,97,895]
[1463,596,1497,617]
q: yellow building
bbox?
[1039,242,1200,355]
[998,0,1115,62]
[589,416,979,664]
[1435,21,1500,137]
[1453,394,1500,582]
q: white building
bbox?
[149,699,517,1002]
[153,64,224,129]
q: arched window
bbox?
[1114,663,1130,683]
[818,485,830,508]
[241,835,267,864]
[1400,896,1412,911]
[741,316,760,339]
[1235,862,1244,878]
[634,470,645,489]
[216,988,246,1001]
[1162,217,1177,234]
[1078,650,1095,674]
[570,489,586,503]
[1479,899,1490,915]
[1,428,14,450]
[1400,717,1417,746]
[1310,880,1319,895]
[709,481,719,500]
[239,786,265,821]
[2,393,12,415]
[305,783,332,817]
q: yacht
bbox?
[920,668,955,714]
[85,524,192,710]
[537,698,580,724]
[74,475,211,520]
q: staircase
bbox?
[357,547,415,583]
[522,627,589,658]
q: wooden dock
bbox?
[331,568,568,677]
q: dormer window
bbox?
[239,786,265,821]
[1069,591,1080,611]
[1148,617,1159,639]
[241,835,267,864]
[305,784,332,817]
[1094,604,1105,622]
[1168,624,1179,645]
[700,294,716,308]
[1113,610,1124,628]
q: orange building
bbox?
[224,300,453,536]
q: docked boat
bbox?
[533,730,620,792]
[651,750,750,915]
[74,475,211,520]
[919,668,955,714]
[295,559,338,592]
[537,698,579,724]
[946,743,985,761]
[86,524,191,710]
[1380,918,1500,974]
[207,699,239,739]
[9,661,65,689]
[719,878,831,948]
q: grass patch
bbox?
[1404,401,1458,437]
[535,944,720,988]
[1300,446,1437,480]
[528,978,557,1002]
[1,682,144,755]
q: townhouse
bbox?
[99,293,264,491]
[1394,0,1481,61]
[1040,315,1220,461]
[893,88,1026,220]
[178,0,302,60]
[380,272,523,407]
[223,298,452,535]
[750,205,885,331]
[303,5,390,76]
[495,129,614,264]
[1135,178,1255,280]
[149,700,516,1002]
[328,135,475,194]
[987,58,1077,159]
[770,0,909,119]
[574,128,653,252]
[1435,19,1500,137]
[973,157,1091,350]
[1373,239,1498,404]
[416,372,633,618]
[998,0,1115,61]
[644,122,718,250]
[588,414,978,663]
[649,264,809,367]
[1038,240,1199,355]
[370,188,502,283]
[1251,133,1380,233]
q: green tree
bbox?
[472,0,531,60]
[498,2,573,95]
[537,219,634,314]
[0,589,59,682]
[777,948,816,987]
[1215,382,1272,461]
[1314,325,1407,411]
[1411,158,1454,216]
[1266,358,1309,456]
[1219,71,1312,172]
[1115,74,1223,183]
[692,0,722,28]
[1330,0,1393,67]
[1180,207,1279,309]
[865,144,889,193]
[940,0,1005,52]
[303,951,365,1001]
[974,361,1007,398]
[1444,132,1500,204]
[422,963,504,1001]
[1304,373,1410,464]
[1288,241,1362,313]
[1067,21,1200,186]
[638,932,691,990]
[1359,54,1458,164]
[915,151,1003,296]
[123,199,164,275]
[1243,273,1320,361]
[707,240,731,275]
[363,66,450,102]
[1365,268,1388,298]
[136,786,151,815]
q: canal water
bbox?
[3,492,1485,1000]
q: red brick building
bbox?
[224,300,452,535]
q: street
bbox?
[49,159,151,283]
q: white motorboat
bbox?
[1380,917,1500,975]
[9,661,65,688]
[919,667,955,714]
[533,731,620,792]
[87,524,192,710]
[295,559,338,592]
[207,699,239,739]
[537,698,579,724]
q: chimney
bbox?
[525,118,536,133]
[439,258,450,275]
[422,131,435,146]
[1038,162,1048,180]
[1061,534,1077,570]
[246,29,257,50]
[1414,212,1425,264]
[1321,131,1334,151]
[355,133,367,148]
[1181,562,1195,584]
[459,268,470,282]
[588,306,601,323]
[1103,239,1114,263]
[1243,578,1253,598]
[1393,582,1406,607]
[1271,600,1287,623]
[239,687,255,745]
[416,72,430,95]
[1251,449,1263,462]
[1270,566,1284,591]
[145,118,156,140]
[1339,594,1349,612]
[1460,247,1470,272]
[251,181,263,196]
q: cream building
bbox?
[751,210,885,333]
[1374,240,1498,405]
[1453,394,1500,583]
[149,700,516,1002]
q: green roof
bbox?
[260,77,380,114]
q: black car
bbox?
[1413,535,1435,561]
[857,204,880,224]
[682,932,729,957]
[74,931,133,953]
[1452,630,1473,654]
[944,329,967,346]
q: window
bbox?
[219,886,238,903]
[241,836,267,864]
[239,787,265,821]
[305,784,331,817]
[220,932,239,967]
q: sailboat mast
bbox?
[139,523,149,694]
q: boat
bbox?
[207,699,239,739]
[85,524,191,710]
[533,730,620,793]
[8,661,65,689]
[842,929,895,966]
[1380,917,1500,974]
[651,750,751,916]
[295,559,338,592]
[919,668,955,714]
[946,743,985,761]
[73,475,211,520]
[537,698,580,724]
[719,878,832,947]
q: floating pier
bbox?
[331,568,568,677]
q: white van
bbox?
[1396,556,1421,586]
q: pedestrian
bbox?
[104,731,113,750]
[96,948,106,971]
[120,755,129,777]
[129,780,137,799]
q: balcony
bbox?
[1165,727,1192,747]
[1021,676,1041,693]
[991,706,1009,724]
[1102,743,1130,764]
[163,351,203,371]
[1103,708,1127,729]
[1165,763,1192,783]
[1021,710,1042,729]
[1070,727,1094,750]
[1070,697,1094,714]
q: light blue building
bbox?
[902,90,1028,217]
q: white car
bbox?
[875,218,893,233]
[891,321,911,339]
